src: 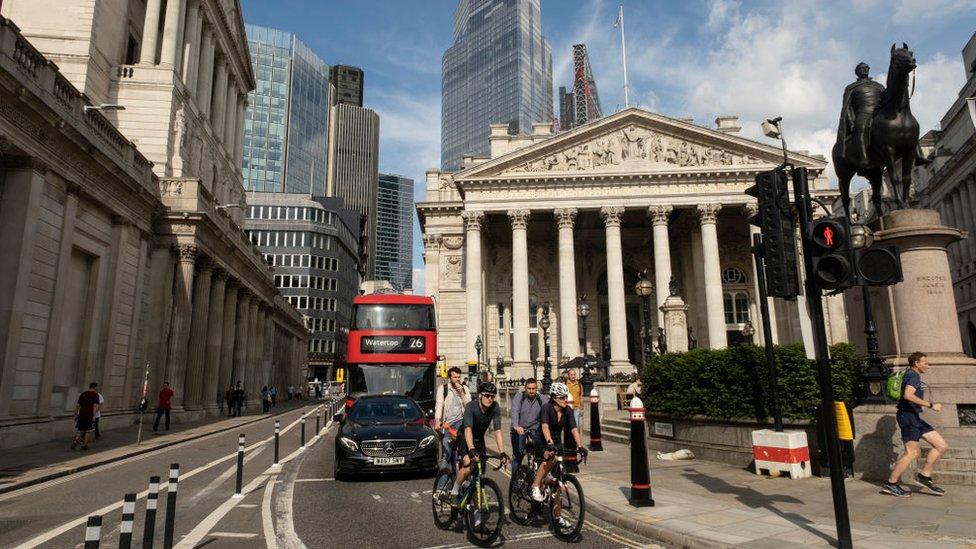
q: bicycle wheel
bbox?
[465,477,504,547]
[550,474,585,541]
[508,464,537,526]
[431,468,458,530]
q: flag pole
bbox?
[616,4,630,108]
[136,362,150,444]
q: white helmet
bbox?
[549,382,569,398]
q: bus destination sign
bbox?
[360,335,426,354]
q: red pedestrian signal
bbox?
[822,226,834,247]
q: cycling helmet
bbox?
[478,381,497,395]
[549,382,569,398]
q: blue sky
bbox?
[240,0,976,293]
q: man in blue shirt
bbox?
[510,378,548,471]
[883,352,950,497]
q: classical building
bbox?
[376,173,414,291]
[418,108,847,377]
[0,2,307,448]
[441,0,553,171]
[914,31,976,356]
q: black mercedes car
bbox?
[333,394,439,479]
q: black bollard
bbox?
[143,476,160,548]
[589,388,603,451]
[628,396,654,507]
[563,393,579,473]
[163,463,179,549]
[84,515,102,549]
[119,493,136,549]
[301,416,306,448]
[274,419,280,464]
[235,433,245,496]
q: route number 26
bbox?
[408,337,424,349]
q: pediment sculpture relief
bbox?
[508,125,764,174]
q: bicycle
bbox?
[431,450,506,547]
[509,439,586,541]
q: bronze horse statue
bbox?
[834,44,920,219]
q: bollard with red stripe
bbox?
[563,392,579,473]
[628,396,654,507]
[589,388,603,451]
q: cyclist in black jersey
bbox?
[441,381,509,505]
[531,382,587,502]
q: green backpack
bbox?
[886,369,905,401]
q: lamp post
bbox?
[741,321,756,346]
[497,353,505,377]
[850,224,890,404]
[634,272,654,365]
[540,305,552,392]
[475,335,483,377]
[577,296,591,381]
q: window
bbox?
[722,267,747,284]
[723,291,751,325]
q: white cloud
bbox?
[372,89,441,203]
[892,0,975,25]
[412,266,425,295]
[906,53,967,132]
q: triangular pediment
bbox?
[456,108,825,180]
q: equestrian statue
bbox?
[833,43,929,220]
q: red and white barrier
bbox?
[751,429,811,479]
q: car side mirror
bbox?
[333,413,343,422]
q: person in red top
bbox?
[72,382,100,450]
[153,382,175,432]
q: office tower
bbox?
[559,86,575,131]
[441,0,553,171]
[376,174,415,291]
[242,25,332,194]
[330,64,364,107]
[572,44,602,126]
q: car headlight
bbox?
[418,434,437,449]
[339,436,359,452]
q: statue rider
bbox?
[837,62,885,169]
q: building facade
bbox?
[915,32,976,356]
[244,194,360,377]
[330,64,364,107]
[558,86,574,132]
[241,24,331,195]
[326,103,380,277]
[0,2,307,448]
[441,0,553,171]
[418,109,847,377]
[376,173,414,291]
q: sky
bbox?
[239,0,976,294]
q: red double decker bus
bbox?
[342,293,437,412]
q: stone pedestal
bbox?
[660,295,689,353]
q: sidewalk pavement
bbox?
[0,399,324,495]
[500,418,976,548]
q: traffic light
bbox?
[745,169,799,298]
[855,246,903,286]
[808,216,857,291]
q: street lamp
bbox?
[539,305,552,392]
[475,335,483,373]
[577,295,591,382]
[83,103,126,113]
[634,272,654,365]
[741,321,756,345]
[851,225,890,404]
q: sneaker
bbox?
[914,473,946,496]
[531,486,544,502]
[881,481,910,498]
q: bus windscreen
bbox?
[352,304,435,330]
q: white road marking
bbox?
[371,494,383,501]
[261,472,278,549]
[292,478,334,483]
[419,531,552,549]
[211,532,259,538]
[238,504,258,508]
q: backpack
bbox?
[886,369,905,401]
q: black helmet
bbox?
[478,381,497,395]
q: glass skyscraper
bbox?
[375,174,414,291]
[441,0,553,171]
[242,25,331,194]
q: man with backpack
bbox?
[433,366,470,470]
[510,377,548,471]
[883,352,950,497]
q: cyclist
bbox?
[510,377,547,471]
[434,366,470,470]
[441,381,509,505]
[531,382,588,507]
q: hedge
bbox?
[640,343,862,421]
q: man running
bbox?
[441,382,509,505]
[531,382,588,516]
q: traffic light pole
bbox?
[751,234,783,432]
[792,167,853,549]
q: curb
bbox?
[0,402,325,496]
[583,493,731,549]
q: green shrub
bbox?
[640,342,862,421]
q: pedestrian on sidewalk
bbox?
[261,386,271,413]
[625,372,642,406]
[883,352,950,497]
[270,386,277,406]
[288,384,294,400]
[152,382,174,432]
[566,369,583,428]
[93,388,105,440]
[233,382,245,417]
[225,385,236,416]
[433,366,470,470]
[71,382,101,450]
[510,377,547,471]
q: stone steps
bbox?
[601,418,631,445]
[916,446,976,485]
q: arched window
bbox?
[723,291,750,325]
[722,267,747,284]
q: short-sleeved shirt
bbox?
[460,400,501,451]
[897,369,924,414]
[157,388,175,410]
[77,390,100,422]
[540,402,577,447]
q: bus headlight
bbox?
[339,436,359,452]
[418,434,437,449]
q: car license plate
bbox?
[374,457,405,465]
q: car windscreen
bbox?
[348,364,435,404]
[348,398,423,424]
[352,304,435,330]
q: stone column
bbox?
[509,209,531,369]
[745,204,779,344]
[210,58,228,140]
[159,0,185,67]
[181,0,203,92]
[218,279,238,399]
[166,244,197,408]
[246,299,260,402]
[202,268,227,411]
[223,82,237,148]
[183,257,213,411]
[232,290,251,386]
[554,208,580,358]
[234,97,246,165]
[698,204,727,349]
[649,205,673,328]
[264,314,274,386]
[196,26,215,116]
[601,206,630,370]
[463,211,485,363]
[140,0,163,64]
[423,234,441,297]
